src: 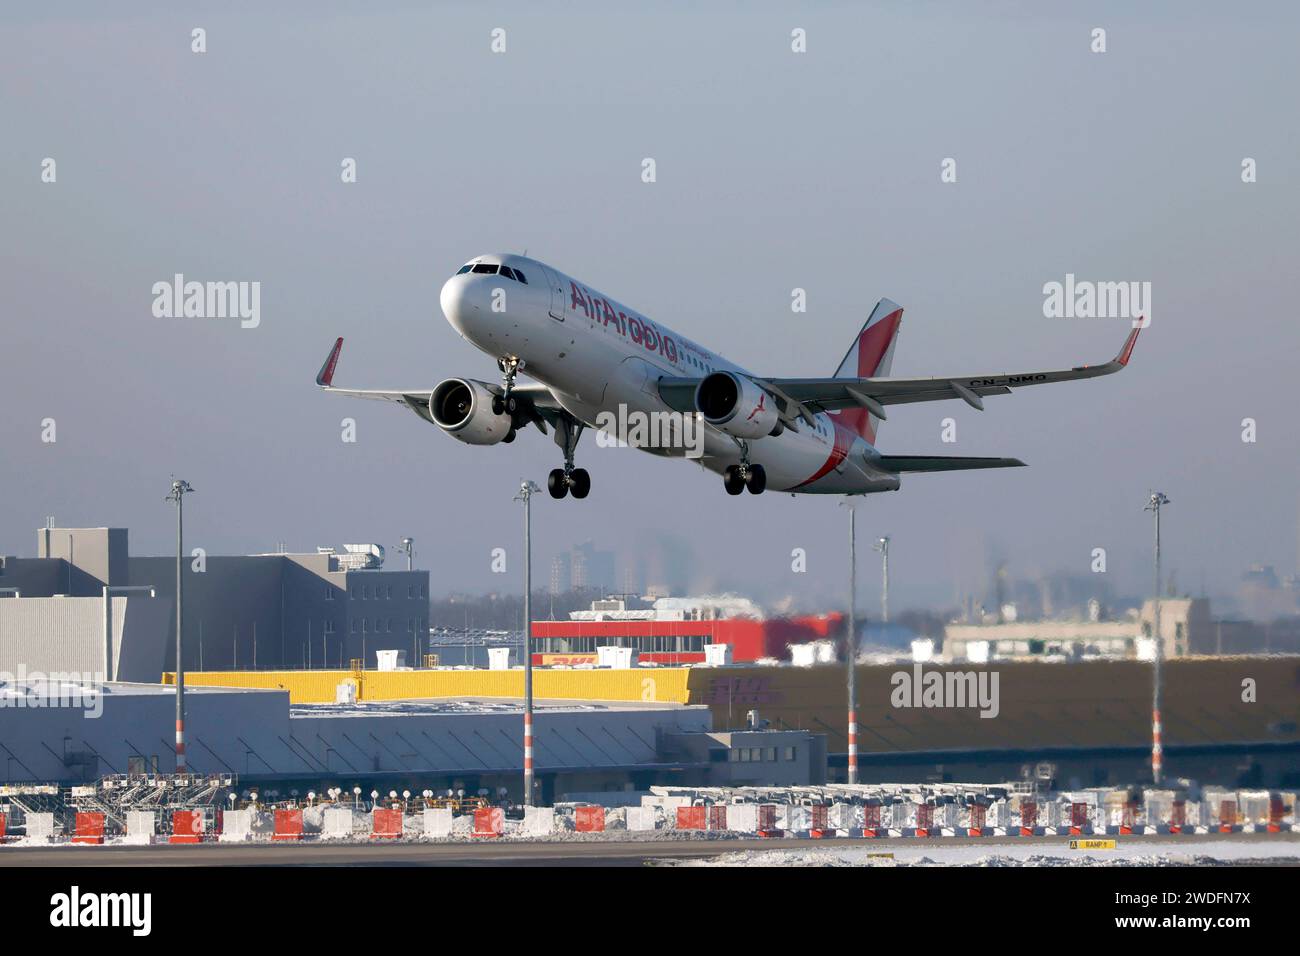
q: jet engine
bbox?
[694,371,780,439]
[429,378,513,445]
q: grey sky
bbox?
[2,1,1297,612]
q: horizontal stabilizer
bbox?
[876,455,1026,473]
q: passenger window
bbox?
[514,269,527,284]
[472,263,499,274]
[456,264,472,275]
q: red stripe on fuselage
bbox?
[792,422,851,489]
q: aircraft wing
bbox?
[657,326,1141,424]
[313,337,564,426]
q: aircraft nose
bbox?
[439,274,481,336]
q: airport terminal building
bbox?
[0,524,429,680]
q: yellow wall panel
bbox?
[163,667,693,705]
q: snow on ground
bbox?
[666,838,1300,867]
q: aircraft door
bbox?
[540,265,566,321]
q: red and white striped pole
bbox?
[847,709,858,783]
[167,478,194,774]
[515,480,540,806]
[845,501,858,784]
[523,711,534,797]
[1146,492,1170,786]
[1151,708,1162,782]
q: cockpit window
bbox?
[499,266,517,281]
[456,264,472,274]
[472,263,499,275]
[513,268,527,284]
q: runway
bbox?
[3,831,1297,867]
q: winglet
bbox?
[1115,324,1142,367]
[316,337,343,386]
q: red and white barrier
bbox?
[170,809,205,844]
[1217,798,1240,833]
[371,807,404,839]
[72,812,106,845]
[574,806,605,833]
[273,808,304,841]
[1016,800,1042,836]
[472,807,504,838]
[1267,795,1286,833]
[960,802,988,837]
[911,803,935,837]
[23,812,57,843]
[626,806,657,831]
[728,804,758,833]
[782,805,812,835]
[124,810,155,845]
[321,807,354,839]
[676,806,706,830]
[809,804,831,838]
[219,809,254,843]
[708,805,728,832]
[524,806,554,836]
[422,807,453,838]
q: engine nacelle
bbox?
[430,378,512,445]
[695,371,779,440]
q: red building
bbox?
[531,613,844,665]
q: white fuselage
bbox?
[439,254,900,495]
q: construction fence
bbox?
[2,784,1296,845]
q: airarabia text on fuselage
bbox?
[570,282,679,364]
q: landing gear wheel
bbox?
[745,463,767,495]
[569,468,591,499]
[502,428,516,444]
[547,469,569,499]
[492,396,506,416]
[723,465,745,495]
[506,395,519,414]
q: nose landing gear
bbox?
[492,357,524,416]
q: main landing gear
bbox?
[548,415,590,500]
[723,442,766,495]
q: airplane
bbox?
[316,253,1141,500]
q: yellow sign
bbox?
[1069,839,1117,850]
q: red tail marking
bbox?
[838,308,901,442]
[856,309,902,378]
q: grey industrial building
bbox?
[0,676,833,800]
[0,524,430,681]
